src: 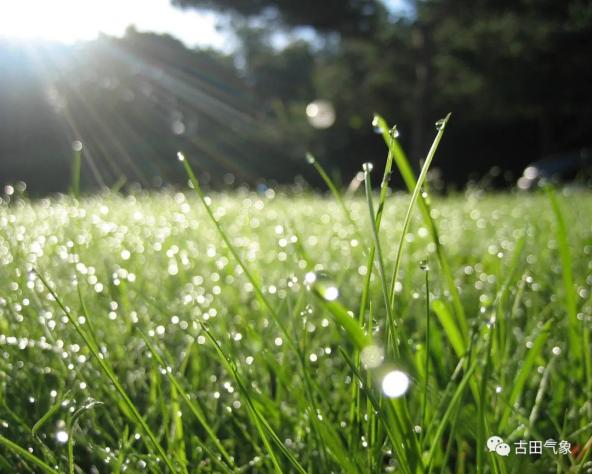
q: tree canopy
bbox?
[0,1,590,194]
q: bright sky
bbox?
[0,0,231,49]
[0,0,410,50]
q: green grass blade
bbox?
[426,359,478,473]
[0,434,60,474]
[374,114,468,338]
[34,271,178,473]
[545,186,581,373]
[200,323,307,474]
[498,319,553,432]
[388,113,451,311]
[315,297,372,350]
[358,122,398,323]
[138,329,235,471]
[31,391,70,436]
[363,164,398,355]
[306,152,365,248]
[178,152,298,354]
[431,300,466,359]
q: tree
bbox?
[172,0,385,36]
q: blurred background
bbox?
[1,0,591,195]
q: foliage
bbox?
[0,166,590,471]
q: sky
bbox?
[0,0,409,50]
[0,0,231,49]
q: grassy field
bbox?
[0,183,590,473]
[0,120,591,473]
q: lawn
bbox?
[0,178,590,473]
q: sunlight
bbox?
[0,0,226,47]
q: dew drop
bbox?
[371,116,383,134]
[305,153,316,164]
[360,345,385,369]
[55,430,69,444]
[304,272,340,301]
[177,152,185,162]
[381,370,410,398]
[322,286,339,301]
[389,126,400,138]
[304,272,317,287]
[419,260,429,271]
[435,118,446,130]
[362,162,374,173]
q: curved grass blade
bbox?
[339,348,413,474]
[426,359,478,474]
[178,152,297,355]
[138,329,235,472]
[498,319,553,432]
[545,186,583,378]
[363,164,398,356]
[374,114,467,338]
[306,152,366,248]
[200,323,307,474]
[34,271,178,473]
[0,434,60,474]
[31,390,71,436]
[388,113,451,311]
[314,296,372,350]
[431,300,466,359]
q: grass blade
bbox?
[546,186,582,375]
[374,114,468,339]
[34,271,178,473]
[0,434,60,474]
[498,319,553,432]
[388,113,451,311]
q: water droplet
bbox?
[56,430,69,444]
[304,272,317,287]
[363,162,374,173]
[381,370,410,398]
[177,152,185,162]
[552,346,561,356]
[322,286,339,301]
[304,272,339,301]
[435,118,446,130]
[413,425,422,434]
[495,385,503,394]
[305,100,335,129]
[360,345,385,369]
[305,153,316,164]
[371,115,383,134]
[419,260,429,271]
[389,126,400,138]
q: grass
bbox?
[0,132,591,472]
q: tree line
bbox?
[1,0,590,194]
